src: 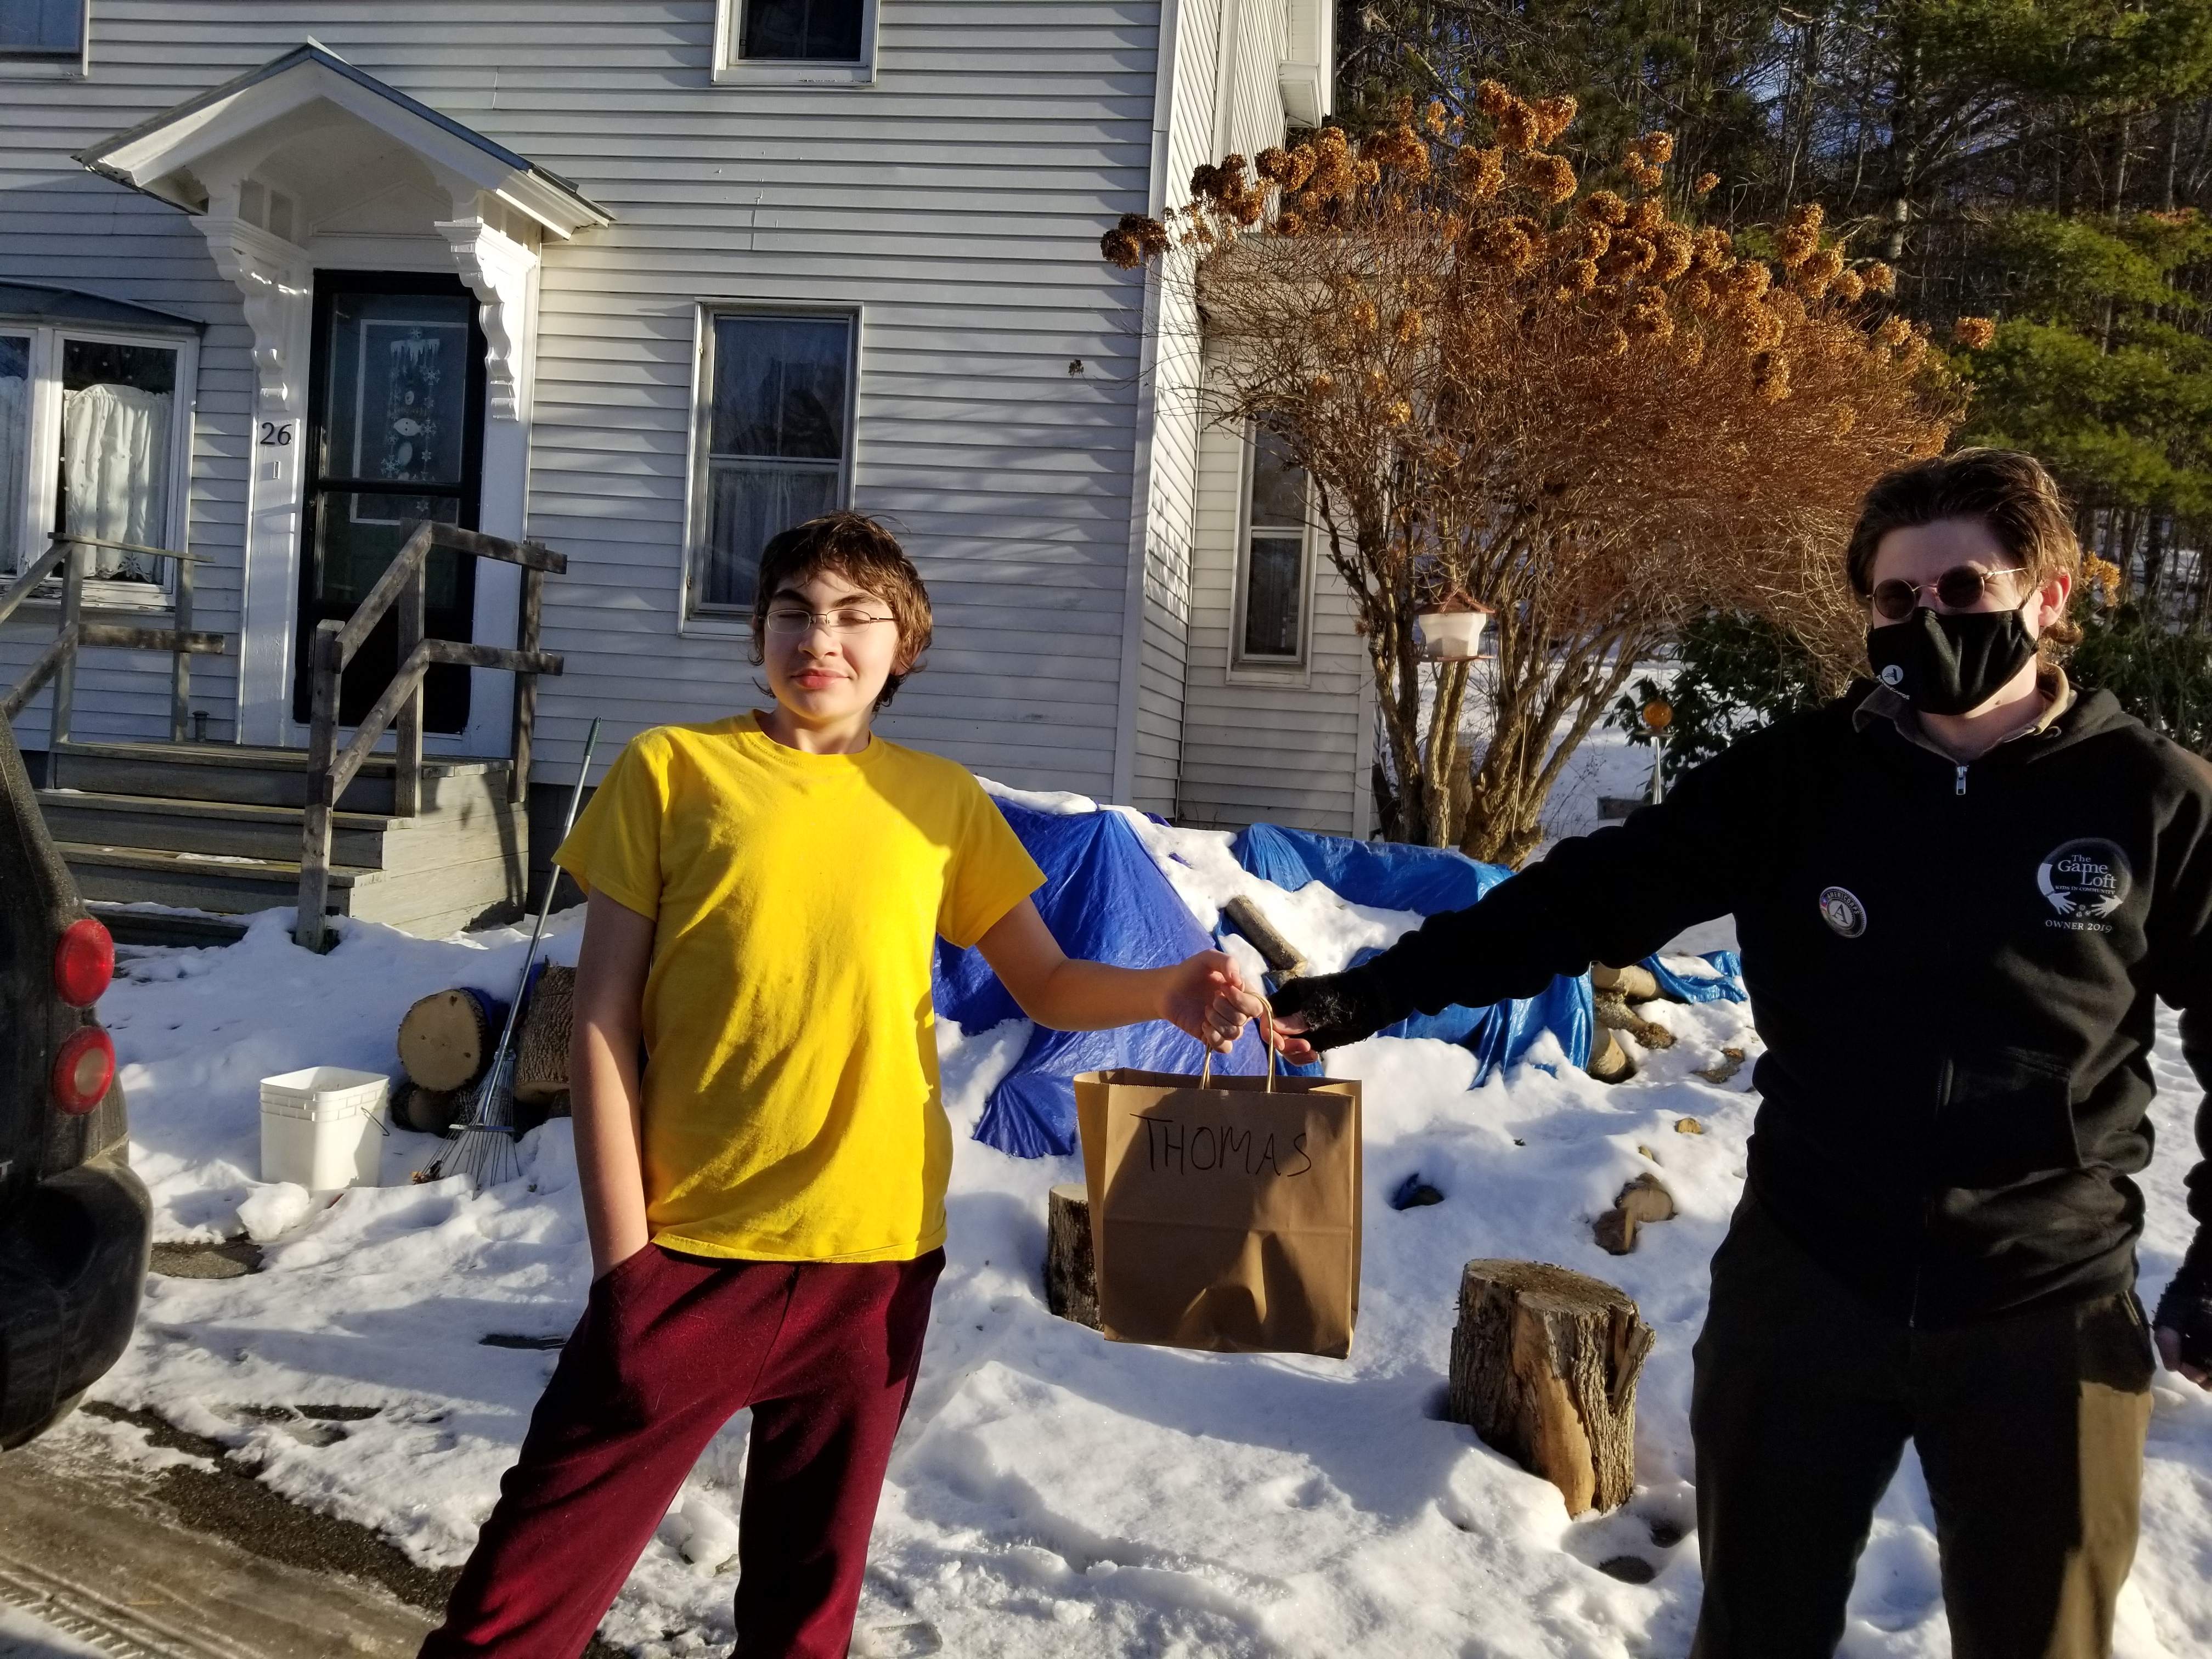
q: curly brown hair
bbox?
[1844,448,2081,656]
[751,512,933,708]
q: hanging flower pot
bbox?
[1417,592,1492,661]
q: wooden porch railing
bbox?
[0,534,225,740]
[294,521,566,952]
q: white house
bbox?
[0,0,1370,930]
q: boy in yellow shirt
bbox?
[422,513,1261,1659]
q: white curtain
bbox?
[62,382,172,576]
[0,368,26,574]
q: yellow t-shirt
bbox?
[553,715,1043,1263]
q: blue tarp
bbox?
[1647,950,1747,1003]
[933,801,1271,1159]
[1231,823,1595,1080]
[932,804,1745,1161]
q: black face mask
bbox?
[1866,606,2038,716]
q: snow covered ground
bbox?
[54,720,2212,1658]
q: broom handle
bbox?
[487,717,602,1069]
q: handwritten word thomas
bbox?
[1136,1113,1314,1178]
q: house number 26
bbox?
[258,421,294,446]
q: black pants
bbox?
[1690,1194,2155,1659]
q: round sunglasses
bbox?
[1868,565,2027,622]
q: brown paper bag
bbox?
[1074,1056,1363,1358]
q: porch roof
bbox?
[72,43,612,239]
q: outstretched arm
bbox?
[975,898,1263,1054]
[1271,730,1759,1060]
[569,888,655,1280]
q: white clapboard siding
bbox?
[1175,409,1368,834]
[0,0,1195,799]
[3,0,1325,826]
[1123,0,1300,814]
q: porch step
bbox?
[38,790,481,871]
[42,740,527,939]
[46,740,512,815]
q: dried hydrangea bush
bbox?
[1107,87,1973,861]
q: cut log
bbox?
[1590,962,1665,1002]
[1594,989,1675,1050]
[1594,1172,1677,1255]
[1585,1024,1637,1084]
[1221,895,1307,980]
[397,1084,458,1136]
[516,964,575,1105]
[1448,1259,1655,1515]
[397,988,503,1092]
[1045,1183,1101,1330]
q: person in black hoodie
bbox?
[1270,449,2212,1659]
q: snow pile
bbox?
[70,794,2212,1657]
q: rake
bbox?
[421,718,601,1189]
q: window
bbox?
[1,318,195,607]
[714,0,876,83]
[742,0,862,60]
[690,311,855,616]
[1235,427,1312,668]
[0,0,81,58]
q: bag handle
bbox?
[1199,1007,1277,1092]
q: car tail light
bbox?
[53,1027,115,1114]
[54,916,114,1008]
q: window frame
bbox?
[713,0,879,86]
[0,316,199,614]
[0,0,89,79]
[1227,424,1317,680]
[681,301,861,634]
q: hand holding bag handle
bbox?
[1197,1008,1278,1092]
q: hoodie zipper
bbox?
[1955,763,1968,796]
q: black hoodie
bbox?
[1356,683,2212,1327]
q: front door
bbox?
[292,273,485,735]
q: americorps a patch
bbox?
[1819,885,1869,938]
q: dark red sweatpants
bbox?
[420,1243,945,1659]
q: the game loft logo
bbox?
[2038,838,2131,932]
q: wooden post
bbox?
[512,564,543,807]
[394,561,424,817]
[1448,1260,1655,1515]
[1045,1184,1101,1330]
[49,539,86,747]
[294,622,344,951]
[170,549,194,742]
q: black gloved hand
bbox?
[1268,964,1407,1052]
[2154,1270,2212,1372]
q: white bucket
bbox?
[259,1066,390,1190]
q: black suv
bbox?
[1,719,149,1449]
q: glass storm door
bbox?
[292,273,486,735]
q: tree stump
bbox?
[1448,1260,1655,1515]
[516,965,575,1105]
[1045,1184,1101,1330]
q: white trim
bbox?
[713,0,880,86]
[679,301,861,630]
[1111,0,1183,806]
[1225,424,1314,682]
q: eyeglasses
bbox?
[1868,565,2027,622]
[762,607,896,637]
